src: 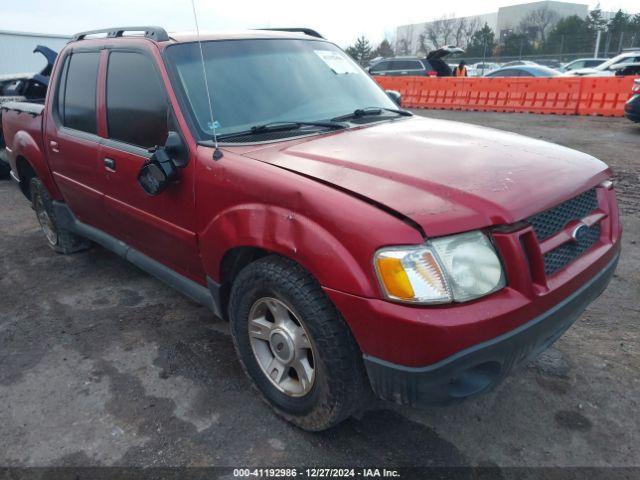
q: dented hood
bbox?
[243,117,610,237]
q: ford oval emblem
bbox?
[571,223,588,242]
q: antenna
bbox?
[190,0,223,160]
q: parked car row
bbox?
[369,49,640,78]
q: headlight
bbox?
[374,231,505,304]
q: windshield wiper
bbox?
[331,107,412,122]
[217,120,347,140]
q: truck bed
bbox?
[0,101,45,177]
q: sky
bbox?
[1,0,639,46]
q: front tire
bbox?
[30,177,90,254]
[229,256,369,431]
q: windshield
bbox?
[165,39,398,139]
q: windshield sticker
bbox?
[314,50,360,75]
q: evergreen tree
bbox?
[541,15,591,54]
[500,33,534,57]
[345,36,373,66]
[465,24,497,57]
[372,39,394,59]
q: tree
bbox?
[424,14,458,49]
[607,9,632,52]
[586,5,607,33]
[372,39,394,59]
[462,16,483,48]
[416,34,429,56]
[396,38,409,55]
[499,33,534,57]
[465,24,497,57]
[541,15,591,54]
[519,5,559,43]
[345,36,373,65]
[454,17,467,47]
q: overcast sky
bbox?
[2,0,639,46]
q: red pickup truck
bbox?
[1,26,621,431]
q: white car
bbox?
[559,58,607,73]
[468,62,499,76]
[564,51,640,77]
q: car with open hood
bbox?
[368,46,464,77]
[1,27,621,431]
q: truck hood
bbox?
[243,116,610,237]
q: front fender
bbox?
[200,203,376,297]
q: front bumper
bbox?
[363,253,618,406]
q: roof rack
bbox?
[71,26,169,42]
[258,28,324,39]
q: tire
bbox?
[30,177,91,254]
[0,159,9,179]
[229,255,370,431]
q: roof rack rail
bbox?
[258,28,324,39]
[71,26,169,42]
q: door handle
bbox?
[49,141,59,153]
[104,158,116,170]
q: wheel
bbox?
[229,255,369,431]
[30,177,91,254]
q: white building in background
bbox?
[0,30,70,75]
[497,1,587,40]
[396,0,590,55]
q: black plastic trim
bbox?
[53,201,222,317]
[364,252,619,406]
[258,28,325,39]
[72,26,169,42]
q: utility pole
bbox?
[481,37,487,75]
[594,30,601,58]
[519,37,524,59]
[617,32,624,53]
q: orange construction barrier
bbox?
[577,76,638,116]
[374,75,638,117]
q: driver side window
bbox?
[106,51,168,149]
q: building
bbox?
[497,1,587,41]
[0,30,70,75]
[396,0,590,54]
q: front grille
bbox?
[543,223,601,275]
[528,188,598,241]
[526,188,601,276]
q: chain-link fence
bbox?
[453,31,639,68]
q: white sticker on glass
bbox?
[314,50,360,75]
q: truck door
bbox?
[45,49,108,229]
[99,49,204,281]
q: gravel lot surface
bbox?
[0,111,638,470]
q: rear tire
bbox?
[30,177,90,254]
[0,159,9,179]
[229,255,369,431]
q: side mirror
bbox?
[164,130,188,166]
[386,90,402,107]
[138,146,179,196]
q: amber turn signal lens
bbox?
[375,256,415,299]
